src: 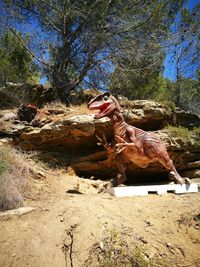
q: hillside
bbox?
[0,99,200,267]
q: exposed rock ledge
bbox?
[0,100,200,183]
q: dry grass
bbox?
[85,230,149,267]
[67,103,94,118]
[0,119,13,132]
[0,144,30,211]
[36,101,94,122]
[45,101,91,115]
[44,101,71,111]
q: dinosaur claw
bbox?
[183,177,191,184]
[169,172,191,184]
[96,135,102,142]
[116,147,126,154]
[115,135,126,143]
[116,143,128,148]
[116,143,127,153]
[102,134,107,142]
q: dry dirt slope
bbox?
[0,172,200,267]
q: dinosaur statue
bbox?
[88,92,190,185]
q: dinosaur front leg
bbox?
[96,134,115,154]
[115,153,127,186]
[96,135,127,186]
[115,135,133,154]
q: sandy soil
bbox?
[0,172,200,267]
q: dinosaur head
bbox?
[88,92,120,119]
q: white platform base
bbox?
[105,183,199,197]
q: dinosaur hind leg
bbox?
[158,156,190,184]
[145,141,190,184]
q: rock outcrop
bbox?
[0,100,200,183]
[122,100,200,130]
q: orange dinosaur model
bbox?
[88,92,190,185]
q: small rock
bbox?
[1,112,17,121]
[99,241,104,250]
[146,251,155,259]
[41,118,47,123]
[60,218,64,222]
[145,221,153,227]
[0,207,35,218]
[139,236,148,244]
[166,242,173,248]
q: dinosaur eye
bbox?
[103,95,109,101]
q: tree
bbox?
[0,30,39,86]
[173,71,200,114]
[108,1,187,100]
[0,0,185,103]
[166,4,200,107]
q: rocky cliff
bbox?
[0,100,200,183]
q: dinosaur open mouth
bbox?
[88,103,111,119]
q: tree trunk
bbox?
[175,81,181,107]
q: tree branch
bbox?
[73,53,111,86]
[45,16,61,33]
[40,0,62,14]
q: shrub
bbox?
[85,230,148,267]
[164,126,200,147]
[0,145,30,211]
[164,125,192,140]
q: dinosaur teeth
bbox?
[94,103,111,118]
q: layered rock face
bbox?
[1,100,200,183]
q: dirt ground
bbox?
[0,171,200,267]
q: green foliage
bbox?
[165,75,200,114]
[1,0,184,103]
[178,76,200,114]
[1,0,198,112]
[164,126,200,147]
[110,2,200,110]
[108,0,186,100]
[0,30,39,86]
[110,72,172,101]
[165,125,192,139]
[193,127,200,135]
[167,4,200,107]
